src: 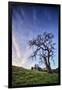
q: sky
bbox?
[12,4,59,69]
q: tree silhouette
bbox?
[29,32,55,73]
[31,64,42,71]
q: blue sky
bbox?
[12,4,59,69]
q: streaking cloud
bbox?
[12,33,21,58]
[12,32,33,68]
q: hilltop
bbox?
[12,66,59,87]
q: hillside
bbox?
[12,66,59,87]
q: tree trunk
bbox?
[44,58,52,73]
[46,64,52,73]
[46,50,52,73]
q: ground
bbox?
[12,66,59,87]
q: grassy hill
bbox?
[12,66,59,87]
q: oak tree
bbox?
[29,32,55,73]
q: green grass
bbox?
[12,66,59,87]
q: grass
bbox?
[12,66,59,87]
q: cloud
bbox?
[33,8,37,25]
[12,32,34,69]
[12,33,21,58]
[12,32,25,66]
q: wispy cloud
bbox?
[12,32,33,69]
[12,33,21,58]
[33,7,37,25]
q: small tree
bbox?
[31,67,33,70]
[29,32,55,73]
[34,64,39,69]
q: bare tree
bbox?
[29,32,55,73]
